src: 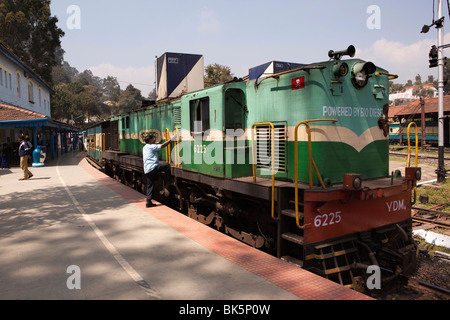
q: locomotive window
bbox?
[122,117,130,130]
[190,97,210,136]
[225,89,245,131]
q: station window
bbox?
[1,68,12,90]
[190,97,210,135]
[16,72,21,98]
[28,80,34,103]
[122,116,130,130]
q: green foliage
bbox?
[204,63,233,87]
[51,60,144,126]
[0,0,64,84]
[117,84,143,114]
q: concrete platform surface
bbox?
[0,152,370,301]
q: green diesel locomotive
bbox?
[85,47,421,291]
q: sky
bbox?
[50,0,450,97]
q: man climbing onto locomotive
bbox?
[143,134,174,208]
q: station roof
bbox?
[0,103,77,131]
[389,95,450,118]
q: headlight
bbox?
[352,62,376,88]
[353,176,362,189]
[343,174,362,190]
[333,62,349,77]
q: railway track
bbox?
[412,206,450,229]
[389,151,450,162]
[354,253,450,300]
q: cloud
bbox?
[87,63,155,97]
[357,33,450,83]
[199,9,220,33]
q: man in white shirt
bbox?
[143,134,173,208]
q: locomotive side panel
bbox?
[114,101,180,161]
[246,60,391,185]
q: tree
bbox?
[0,0,65,84]
[414,74,422,85]
[102,76,121,103]
[389,81,404,94]
[51,81,103,126]
[77,69,102,90]
[51,60,79,84]
[204,63,233,87]
[148,88,156,101]
[413,85,436,98]
[117,84,143,114]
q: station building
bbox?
[388,95,450,146]
[0,42,77,167]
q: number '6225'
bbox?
[314,211,342,228]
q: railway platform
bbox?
[0,151,371,301]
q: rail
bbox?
[294,119,338,229]
[251,122,276,221]
[407,122,419,204]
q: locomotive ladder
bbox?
[278,119,338,268]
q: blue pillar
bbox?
[56,131,60,157]
[60,131,64,156]
[64,131,68,153]
[49,129,54,160]
[42,126,46,146]
[33,126,37,149]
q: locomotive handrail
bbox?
[407,122,419,204]
[406,122,419,168]
[266,65,326,79]
[174,127,181,168]
[294,119,338,229]
[99,133,105,162]
[165,128,171,164]
[376,71,399,80]
[251,122,276,221]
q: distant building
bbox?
[390,84,437,105]
[388,95,450,147]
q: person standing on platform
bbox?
[143,134,173,208]
[18,136,33,181]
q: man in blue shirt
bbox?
[143,134,173,208]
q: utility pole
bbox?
[424,0,448,181]
[437,0,447,182]
[420,97,426,150]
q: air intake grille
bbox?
[255,123,287,173]
[173,107,182,127]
